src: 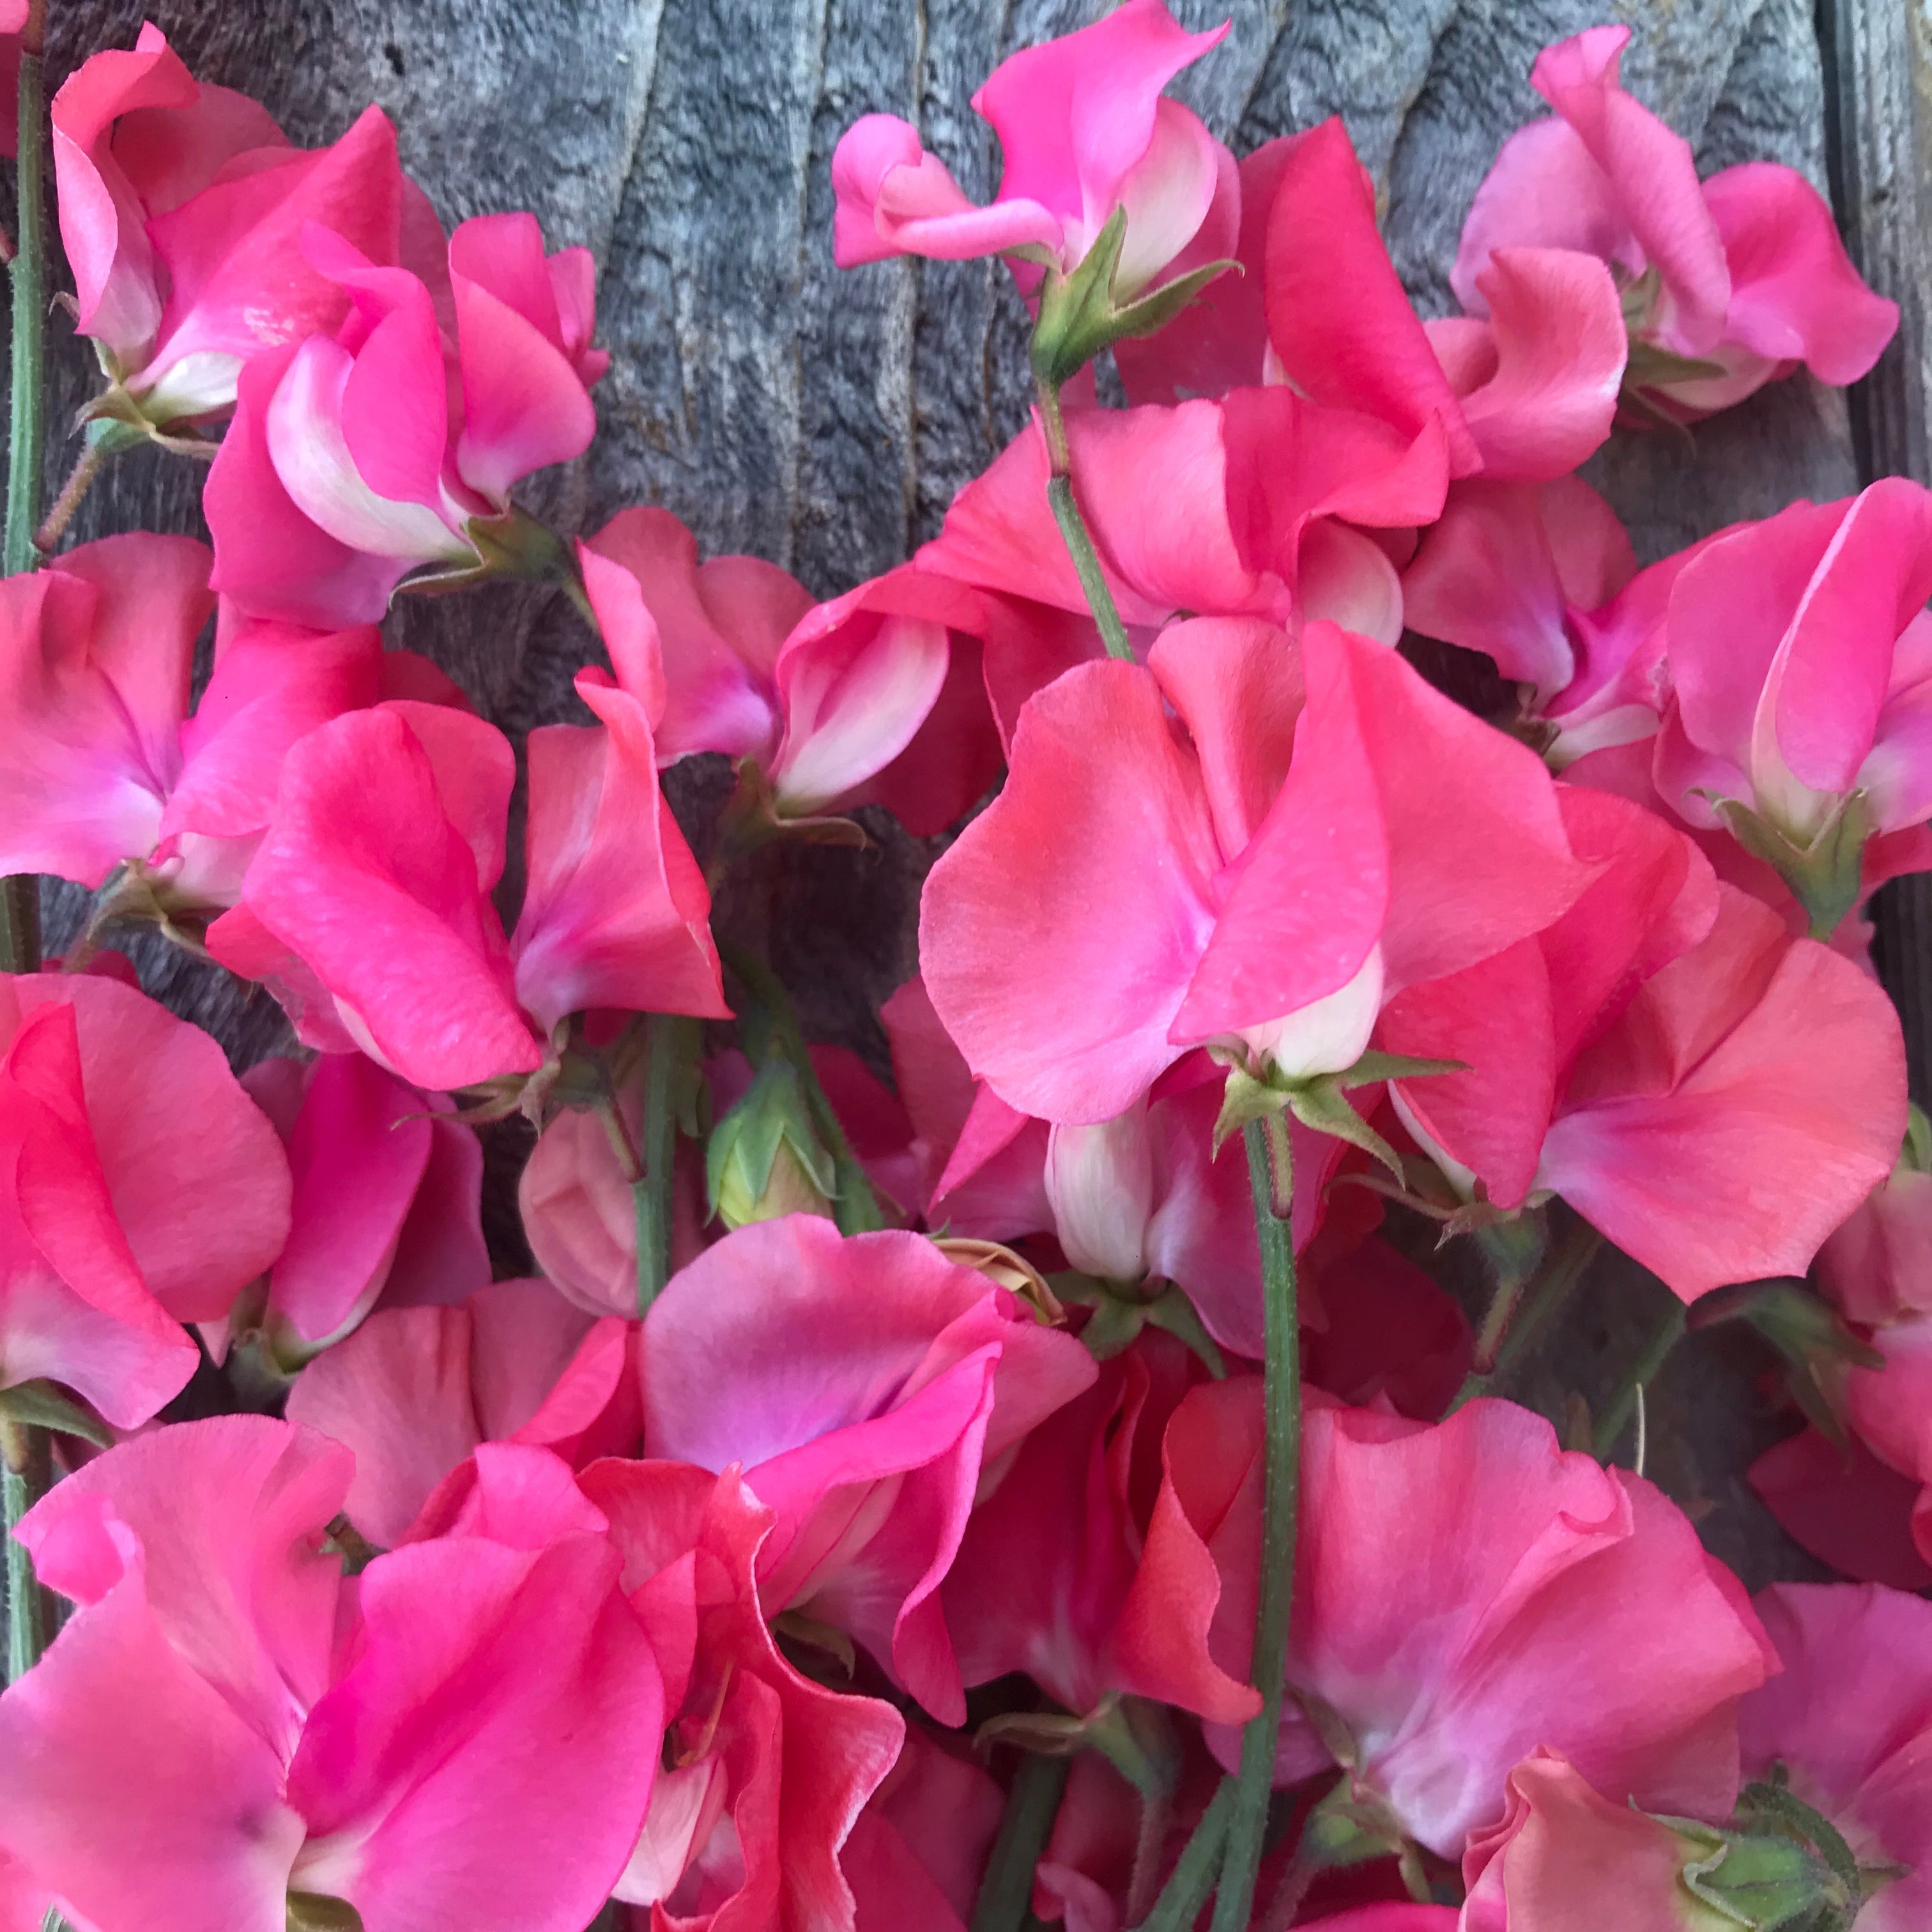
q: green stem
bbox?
[969,1751,1070,1932]
[1592,1301,1687,1462]
[633,1015,693,1314]
[3,1414,52,1683]
[5,30,43,578]
[1035,377,1133,664]
[1211,1117,1300,1932]
[1448,1217,1604,1413]
[1133,1780,1236,1932]
[33,433,109,556]
[718,940,883,1234]
[1469,1264,1531,1377]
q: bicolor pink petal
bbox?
[1749,1427,1932,1591]
[512,671,727,1033]
[208,705,539,1092]
[1703,161,1897,384]
[921,659,1222,1122]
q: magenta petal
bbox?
[921,659,1222,1122]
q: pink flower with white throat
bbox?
[206,215,606,629]
[832,0,1233,303]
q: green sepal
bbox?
[1623,338,1731,392]
[1142,1285,1229,1379]
[716,758,870,852]
[1689,1278,1882,1453]
[1284,1078,1405,1180]
[1905,1101,1932,1174]
[706,1057,837,1226]
[1706,791,1871,941]
[0,1379,111,1448]
[1055,1275,1227,1378]
[1029,204,1238,388]
[1329,1050,1467,1089]
[771,1609,857,1678]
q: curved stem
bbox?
[1448,1218,1603,1413]
[5,29,43,578]
[633,1015,693,1314]
[1593,1301,1687,1462]
[1133,1781,1236,1932]
[1035,376,1133,664]
[1211,1117,1300,1932]
[3,1415,51,1683]
[969,1751,1069,1932]
[33,436,108,556]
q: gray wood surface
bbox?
[20,0,1908,1584]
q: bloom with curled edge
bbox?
[0,973,289,1431]
[236,1052,487,1367]
[207,670,726,1094]
[52,22,429,434]
[1736,1584,1932,1930]
[1453,25,1896,422]
[1459,1750,1855,1932]
[1117,116,1628,485]
[832,0,1230,304]
[919,615,1594,1129]
[911,391,1450,737]
[206,214,606,630]
[0,1421,664,1932]
[581,1458,906,1931]
[1111,1392,1776,1860]
[580,507,1004,838]
[1379,783,1908,1303]
[639,1214,1096,1722]
[1650,481,1932,938]
[285,1277,640,1549]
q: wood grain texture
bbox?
[17,0,1889,1581]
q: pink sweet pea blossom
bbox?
[845,1722,1005,1932]
[1114,1392,1775,1857]
[0,974,289,1429]
[1454,26,1896,420]
[1652,482,1932,856]
[581,1458,905,1929]
[0,1420,664,1932]
[832,0,1231,302]
[581,508,1003,834]
[1381,790,1906,1300]
[640,1215,1096,1721]
[52,24,428,429]
[922,616,1593,1124]
[1740,1584,1932,1932]
[238,1052,486,1362]
[206,215,606,629]
[914,393,1449,732]
[286,1277,640,1547]
[207,671,727,1092]
[1459,1751,1736,1932]
[1117,118,1628,482]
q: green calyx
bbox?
[1688,1278,1883,1451]
[1028,206,1237,394]
[1706,791,1871,942]
[706,1055,838,1229]
[1211,1048,1466,1177]
[1052,1271,1227,1377]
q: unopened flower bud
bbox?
[706,1059,836,1230]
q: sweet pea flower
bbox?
[286,1277,640,1547]
[581,507,1003,834]
[1460,1751,1767,1932]
[206,214,606,629]
[1382,789,1907,1300]
[0,1421,664,1932]
[832,0,1232,303]
[1649,482,1932,925]
[922,615,1594,1126]
[207,659,728,1093]
[914,392,1450,732]
[580,1459,905,1929]
[1114,1393,1775,1857]
[0,973,289,1429]
[234,1052,486,1364]
[1739,1584,1932,1931]
[53,24,428,429]
[0,532,411,911]
[1121,118,1629,484]
[640,1215,1096,1721]
[1454,26,1896,421]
